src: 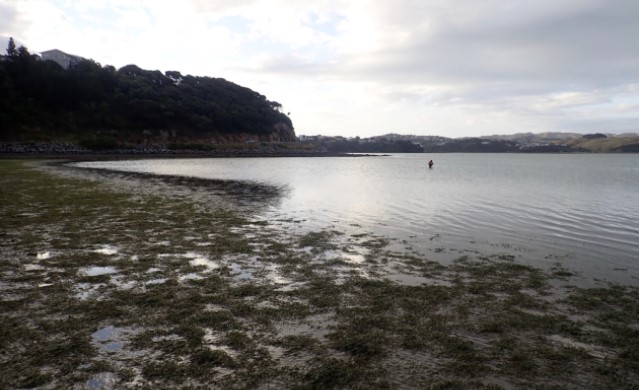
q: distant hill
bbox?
[567,135,639,152]
[0,44,294,147]
[481,132,584,143]
[325,132,639,153]
[325,137,424,153]
[481,132,639,152]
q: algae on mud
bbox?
[1,159,639,389]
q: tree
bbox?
[269,101,283,112]
[165,71,183,84]
[0,43,295,142]
[6,37,17,57]
[17,45,31,59]
[583,133,607,139]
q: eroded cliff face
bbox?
[209,122,296,143]
[268,122,297,142]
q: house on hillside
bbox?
[40,49,85,69]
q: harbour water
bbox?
[74,153,639,285]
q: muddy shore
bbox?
[1,159,638,389]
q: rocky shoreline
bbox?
[0,142,359,159]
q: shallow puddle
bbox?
[231,263,253,279]
[92,325,126,352]
[85,372,117,390]
[185,252,219,270]
[190,257,219,270]
[80,266,118,276]
[267,273,292,285]
[93,245,119,256]
[36,251,52,260]
[91,325,124,352]
[110,276,137,290]
[146,278,167,285]
[322,248,368,264]
[387,273,453,287]
[24,264,45,271]
[547,335,611,359]
[75,282,106,300]
[276,313,336,339]
[152,334,183,343]
[179,273,204,282]
[263,265,296,288]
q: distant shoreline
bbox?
[0,152,351,160]
[3,141,637,159]
[0,141,395,160]
[0,148,381,160]
[2,150,635,160]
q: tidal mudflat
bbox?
[1,160,638,389]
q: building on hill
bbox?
[40,49,85,69]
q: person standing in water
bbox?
[428,159,434,169]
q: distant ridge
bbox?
[567,135,639,152]
[308,132,639,153]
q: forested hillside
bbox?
[0,42,294,146]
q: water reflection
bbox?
[185,252,219,270]
[93,245,119,256]
[92,325,125,352]
[80,266,118,276]
[71,154,639,283]
[67,162,287,212]
[86,372,117,390]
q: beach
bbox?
[1,159,638,389]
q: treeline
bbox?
[325,138,424,153]
[420,138,583,153]
[421,138,520,152]
[0,40,293,143]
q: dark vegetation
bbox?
[418,137,590,153]
[325,137,424,153]
[0,39,293,145]
[614,143,639,152]
[582,133,607,139]
[311,135,591,153]
[421,138,522,153]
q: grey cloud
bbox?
[366,1,639,87]
[202,0,639,135]
[328,3,639,133]
[260,0,639,102]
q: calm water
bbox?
[74,154,639,284]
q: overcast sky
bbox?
[2,0,638,138]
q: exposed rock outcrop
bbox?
[207,122,296,143]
